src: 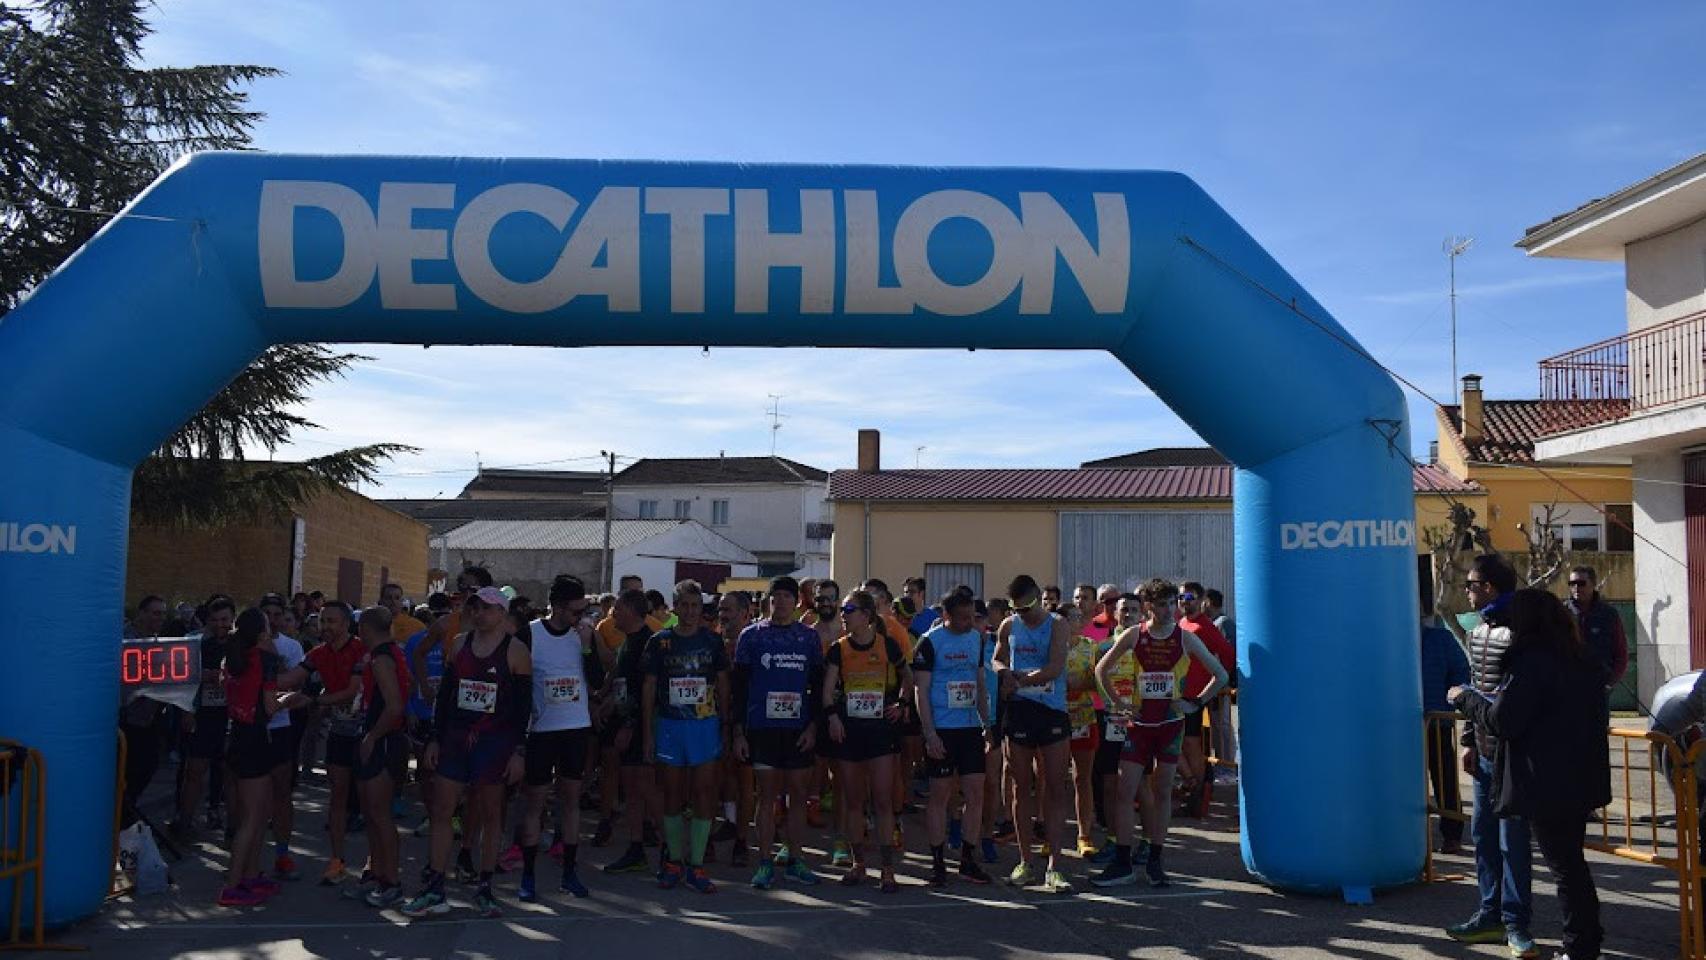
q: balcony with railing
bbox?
[1538,309,1706,432]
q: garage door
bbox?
[1057,512,1234,608]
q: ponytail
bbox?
[226,607,268,677]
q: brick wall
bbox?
[125,488,429,611]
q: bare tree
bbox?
[1423,502,1493,642]
[1517,502,1570,589]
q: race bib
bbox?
[1104,718,1128,743]
[338,689,363,718]
[765,691,803,721]
[1139,671,1175,701]
[945,680,977,709]
[846,690,885,719]
[1071,723,1092,740]
[544,676,582,704]
[457,678,498,714]
[1111,677,1135,701]
[611,677,629,704]
[668,677,708,707]
[201,680,227,708]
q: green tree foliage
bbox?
[1,0,411,525]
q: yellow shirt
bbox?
[1064,636,1099,730]
[391,612,427,643]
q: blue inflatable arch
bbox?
[0,154,1422,922]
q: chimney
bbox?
[1428,440,1439,464]
[857,429,881,472]
[1460,375,1484,443]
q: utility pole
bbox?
[1444,236,1474,405]
[600,450,616,591]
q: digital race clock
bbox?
[120,636,202,710]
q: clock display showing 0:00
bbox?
[121,639,197,686]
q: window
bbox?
[673,499,692,520]
[924,563,984,602]
[638,499,658,519]
[1605,503,1634,552]
[1569,523,1601,552]
[711,499,729,526]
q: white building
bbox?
[612,457,832,578]
[432,518,759,600]
[1521,151,1706,703]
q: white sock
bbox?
[722,801,736,822]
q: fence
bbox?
[0,740,77,952]
[1425,712,1705,958]
[1538,308,1706,417]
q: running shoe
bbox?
[992,820,1016,841]
[217,884,264,907]
[559,868,589,899]
[517,875,537,903]
[603,846,650,874]
[947,818,963,850]
[658,861,685,890]
[1006,860,1037,887]
[1076,836,1099,856]
[273,854,301,881]
[928,862,949,889]
[1135,839,1151,866]
[1444,914,1505,945]
[591,817,613,847]
[454,851,478,884]
[244,874,282,898]
[773,844,791,864]
[401,888,449,919]
[498,844,523,872]
[1087,838,1117,866]
[364,884,404,909]
[958,859,992,885]
[684,866,716,894]
[980,838,1000,864]
[879,871,899,894]
[341,874,376,900]
[1506,930,1539,959]
[319,858,349,886]
[1043,869,1072,894]
[831,839,853,867]
[783,859,820,886]
[750,861,776,890]
[1144,854,1169,888]
[1090,860,1137,888]
[474,887,502,918]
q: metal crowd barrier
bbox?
[1424,711,1705,959]
[0,739,77,951]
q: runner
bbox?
[401,615,443,836]
[302,601,367,885]
[217,608,308,907]
[1042,586,1063,612]
[592,574,659,846]
[1201,587,1240,786]
[382,583,427,645]
[823,589,912,893]
[642,580,730,894]
[716,590,756,867]
[731,577,823,889]
[598,588,664,875]
[1175,581,1234,812]
[1091,578,1227,888]
[352,605,411,907]
[258,596,307,881]
[980,596,1012,859]
[1059,603,1103,856]
[1088,591,1138,867]
[992,575,1073,893]
[174,597,236,838]
[912,590,994,887]
[518,575,595,901]
[806,580,849,861]
[402,586,532,919]
[861,578,920,838]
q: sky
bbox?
[138,1,1706,498]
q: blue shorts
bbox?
[655,716,721,768]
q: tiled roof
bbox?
[1081,447,1229,468]
[1440,400,1631,464]
[460,469,606,497]
[830,464,1477,502]
[382,498,606,537]
[440,519,687,551]
[616,456,827,486]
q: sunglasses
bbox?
[1568,580,1592,587]
[841,604,863,616]
[1464,580,1488,590]
[1177,593,1197,603]
[1010,595,1041,611]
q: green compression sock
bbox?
[664,814,687,864]
[689,817,712,867]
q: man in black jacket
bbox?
[1447,554,1537,958]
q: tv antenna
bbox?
[915,445,926,468]
[1444,236,1474,405]
[765,394,788,456]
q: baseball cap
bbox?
[472,586,509,608]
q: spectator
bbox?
[1451,588,1611,960]
[1420,582,1470,855]
[1565,566,1627,692]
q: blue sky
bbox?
[141,1,1705,497]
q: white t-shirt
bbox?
[269,635,305,731]
[529,619,592,733]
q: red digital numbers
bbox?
[121,642,193,685]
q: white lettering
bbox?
[842,190,913,314]
[644,187,730,313]
[555,186,641,312]
[376,182,456,311]
[453,183,580,313]
[259,181,379,309]
[1279,519,1416,551]
[0,522,76,555]
[892,189,1025,316]
[733,189,836,314]
[1017,192,1130,315]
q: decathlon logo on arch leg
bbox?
[1279,519,1414,551]
[0,523,77,555]
[257,181,1132,317]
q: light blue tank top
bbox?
[1009,613,1066,711]
[921,625,983,730]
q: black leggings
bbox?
[1531,815,1602,959]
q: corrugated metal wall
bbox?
[925,562,984,602]
[1058,512,1235,607]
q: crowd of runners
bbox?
[119,570,1239,917]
